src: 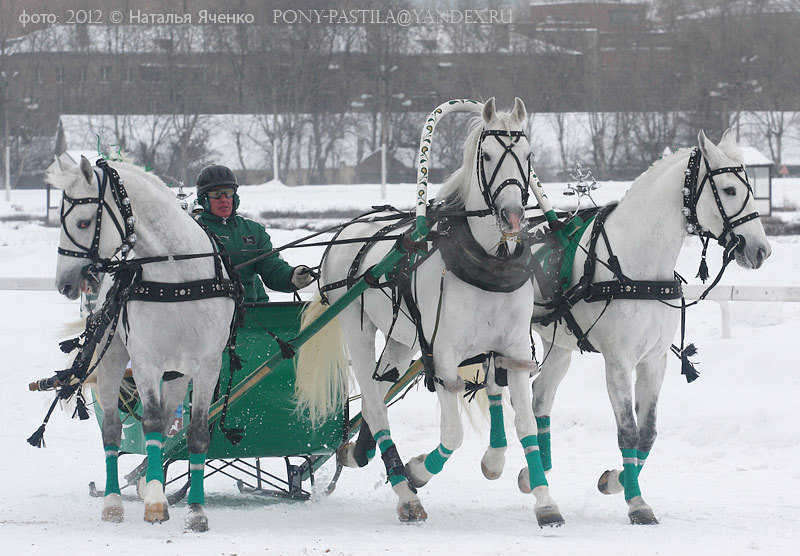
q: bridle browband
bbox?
[682,147,759,252]
[476,129,531,213]
[58,158,137,273]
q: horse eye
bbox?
[77,219,92,229]
[722,186,736,196]
[482,152,491,162]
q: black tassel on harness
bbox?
[72,390,90,420]
[463,372,486,403]
[276,337,296,360]
[27,424,47,448]
[696,238,710,283]
[228,349,243,371]
[220,427,245,446]
[59,337,82,354]
[672,343,700,383]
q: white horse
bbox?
[527,130,771,524]
[295,98,564,526]
[49,155,234,531]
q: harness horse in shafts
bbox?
[527,130,771,524]
[294,98,564,526]
[49,155,236,531]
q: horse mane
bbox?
[46,154,174,202]
[434,112,518,209]
[618,147,692,203]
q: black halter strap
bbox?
[58,159,136,272]
[682,147,759,250]
[476,129,531,212]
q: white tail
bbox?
[294,295,350,427]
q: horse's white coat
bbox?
[296,99,563,522]
[530,130,771,522]
[48,156,234,527]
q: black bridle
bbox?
[476,129,532,212]
[58,158,136,275]
[682,147,759,252]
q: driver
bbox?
[194,164,314,302]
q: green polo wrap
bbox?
[488,394,507,449]
[104,444,120,496]
[187,452,206,505]
[536,416,551,472]
[620,448,641,500]
[423,443,454,475]
[521,435,547,490]
[619,449,649,498]
[145,432,165,483]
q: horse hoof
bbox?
[336,442,357,468]
[185,503,209,532]
[144,502,169,523]
[598,469,624,495]
[480,448,505,480]
[517,467,532,494]
[136,476,146,500]
[629,507,659,525]
[405,455,430,490]
[397,500,427,523]
[535,505,565,528]
[101,493,124,523]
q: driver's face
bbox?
[208,188,234,218]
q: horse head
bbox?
[48,155,122,299]
[695,129,771,269]
[469,97,531,236]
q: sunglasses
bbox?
[207,187,235,199]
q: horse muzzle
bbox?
[56,264,101,300]
[734,237,771,270]
[499,207,525,235]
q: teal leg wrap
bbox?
[104,444,120,496]
[423,443,454,475]
[536,416,552,472]
[374,429,406,487]
[366,448,376,460]
[187,452,206,505]
[521,435,548,489]
[144,432,165,483]
[620,448,641,500]
[488,395,507,449]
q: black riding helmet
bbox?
[196,164,240,214]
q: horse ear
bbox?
[719,128,736,148]
[512,97,527,123]
[697,130,717,160]
[482,97,497,124]
[79,156,94,184]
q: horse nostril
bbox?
[59,284,73,297]
[756,248,766,266]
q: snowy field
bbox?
[1,180,800,555]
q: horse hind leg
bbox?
[480,360,507,481]
[183,363,220,532]
[530,341,572,475]
[95,333,130,522]
[341,310,426,522]
[338,338,410,469]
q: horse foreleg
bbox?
[507,362,564,527]
[405,381,463,488]
[531,341,572,473]
[183,366,218,533]
[95,333,129,522]
[601,356,659,524]
[133,364,169,523]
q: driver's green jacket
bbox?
[196,211,295,302]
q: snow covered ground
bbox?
[1,180,800,555]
